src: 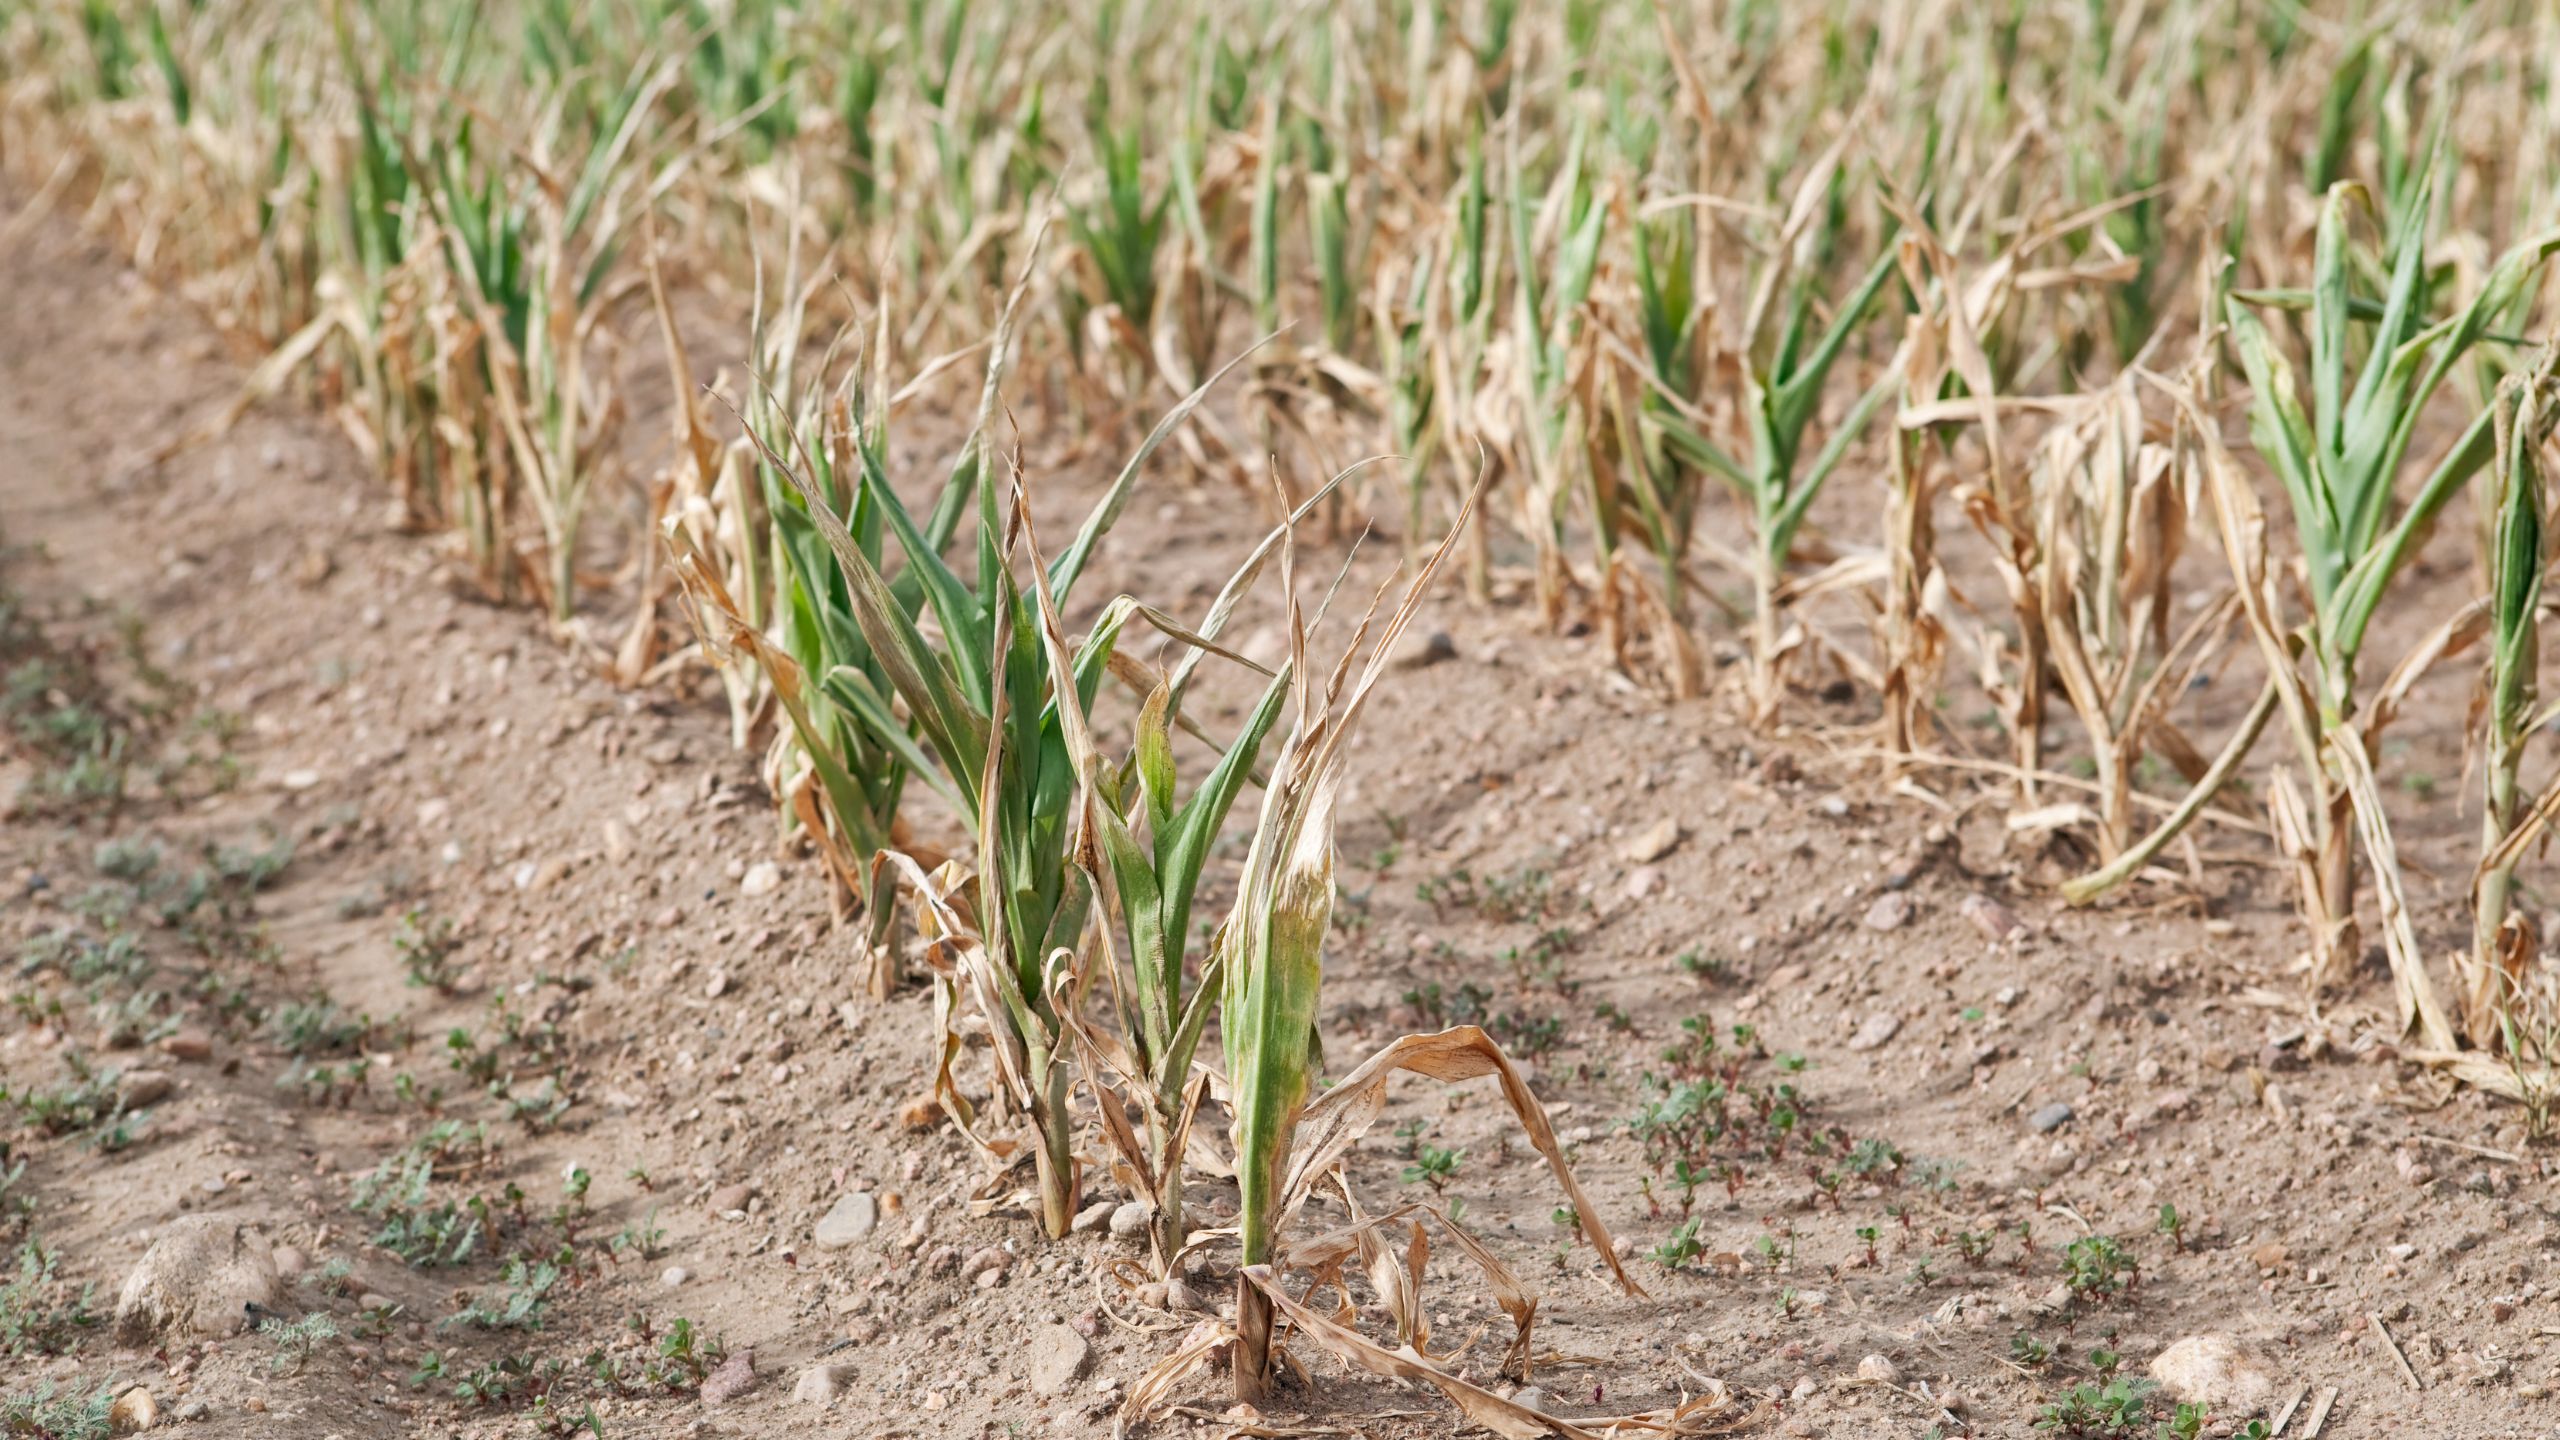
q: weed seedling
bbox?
[441,1258,559,1332]
[395,908,464,994]
[2062,1235,2136,1300]
[259,1311,339,1374]
[2154,1204,2184,1252]
[0,1380,120,1440]
[0,1241,99,1356]
[1651,1217,1705,1270]
[2033,1376,2157,1433]
[1402,1145,1463,1194]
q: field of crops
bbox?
[6,2,2560,1437]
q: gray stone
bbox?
[1027,1323,1091,1395]
[793,1361,851,1407]
[1107,1200,1151,1239]
[1847,1013,1901,1052]
[1620,819,1683,864]
[1505,1385,1555,1414]
[2027,1102,2075,1133]
[113,1215,279,1342]
[1863,894,1912,931]
[2148,1334,2276,1411]
[814,1192,879,1249]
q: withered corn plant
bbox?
[2466,353,2560,1047]
[1221,492,1476,1402]
[1210,474,1642,1421]
[1047,480,1359,1274]
[420,53,679,625]
[1499,119,1605,626]
[1873,249,1954,771]
[2029,378,2263,871]
[1886,197,2143,799]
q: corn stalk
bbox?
[2467,352,2560,1045]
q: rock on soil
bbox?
[113,1215,279,1342]
[1863,893,1912,931]
[108,1387,156,1432]
[1398,629,1458,668]
[1847,1013,1901,1051]
[1620,818,1684,863]
[157,1029,212,1062]
[118,1069,175,1108]
[2147,1334,2276,1411]
[699,1349,756,1406]
[1027,1323,1092,1395]
[1505,1385,1555,1414]
[1960,893,2023,940]
[793,1361,851,1407]
[2027,1102,2075,1133]
[814,1191,879,1248]
[1108,1200,1150,1238]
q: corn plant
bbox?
[1045,481,1356,1272]
[1223,510,1467,1402]
[2469,354,2560,1045]
[1642,140,1902,726]
[672,231,1054,989]
[420,53,680,623]
[1071,126,1168,353]
[749,446,1097,1240]
[735,311,1262,1234]
[1503,118,1606,625]
[2217,168,2558,997]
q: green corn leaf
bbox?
[1769,241,1904,446]
[2225,303,2336,591]
[1222,760,1335,1268]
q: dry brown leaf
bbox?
[2329,734,2458,1053]
[1235,1268,1765,1439]
[1275,1026,1643,1298]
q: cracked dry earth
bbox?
[5,198,2560,1440]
